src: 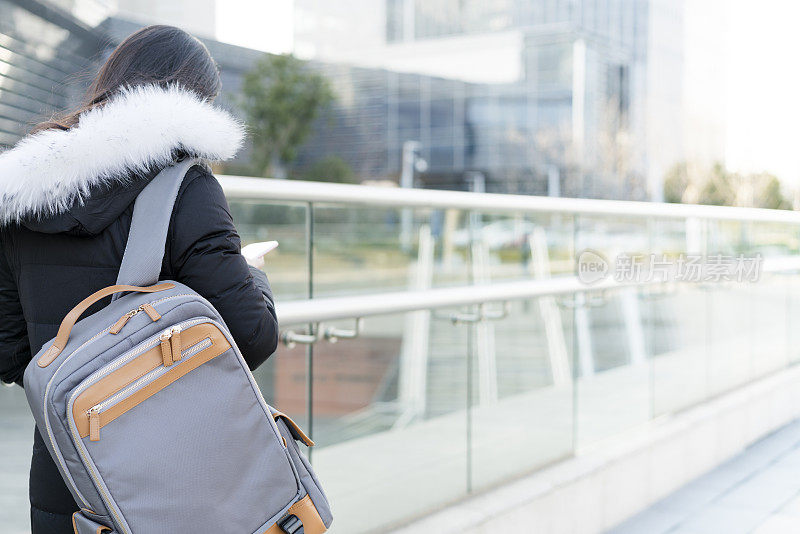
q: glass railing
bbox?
[2,178,800,533]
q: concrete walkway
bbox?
[609,419,800,534]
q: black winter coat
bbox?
[0,86,278,533]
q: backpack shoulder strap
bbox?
[113,158,201,295]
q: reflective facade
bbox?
[294,0,686,200]
[0,0,99,148]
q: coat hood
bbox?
[0,85,245,233]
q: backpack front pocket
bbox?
[71,322,217,441]
[67,319,301,534]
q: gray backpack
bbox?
[23,159,332,534]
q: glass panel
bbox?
[706,221,753,395]
[749,221,798,377]
[468,212,575,283]
[750,273,788,378]
[228,200,310,300]
[470,297,575,491]
[648,218,709,415]
[253,342,310,431]
[468,208,576,488]
[573,214,652,445]
[311,204,472,297]
[310,312,468,533]
[575,287,651,445]
[650,285,709,415]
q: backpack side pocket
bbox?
[272,411,333,529]
[72,510,113,534]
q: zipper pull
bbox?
[110,310,137,335]
[88,409,101,442]
[170,326,182,363]
[160,330,173,367]
[140,303,161,322]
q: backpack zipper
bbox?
[86,335,211,441]
[109,303,161,334]
[70,318,203,404]
[159,324,182,366]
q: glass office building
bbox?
[294,0,685,200]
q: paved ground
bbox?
[0,386,33,534]
[609,418,800,534]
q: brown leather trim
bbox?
[160,338,173,367]
[71,511,111,534]
[262,495,327,534]
[73,323,229,438]
[38,282,176,368]
[273,410,315,447]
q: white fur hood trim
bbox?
[0,85,246,224]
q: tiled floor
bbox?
[609,419,800,534]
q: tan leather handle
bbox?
[38,283,176,368]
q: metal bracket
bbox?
[323,318,364,343]
[438,302,510,325]
[281,318,364,347]
[448,310,482,324]
[280,330,317,349]
[481,302,510,321]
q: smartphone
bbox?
[242,241,279,268]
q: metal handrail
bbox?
[276,275,628,326]
[217,175,800,327]
[218,175,800,224]
[275,256,799,326]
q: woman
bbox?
[0,25,279,532]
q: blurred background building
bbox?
[0,0,725,201]
[294,0,692,200]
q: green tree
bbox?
[241,54,334,177]
[302,155,356,183]
[663,162,690,203]
[752,173,791,210]
[662,162,793,210]
[697,163,736,206]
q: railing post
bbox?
[529,228,571,388]
[471,240,498,406]
[395,224,434,428]
[305,202,314,461]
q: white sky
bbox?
[215,0,294,54]
[723,0,800,185]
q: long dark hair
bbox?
[36,25,221,132]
